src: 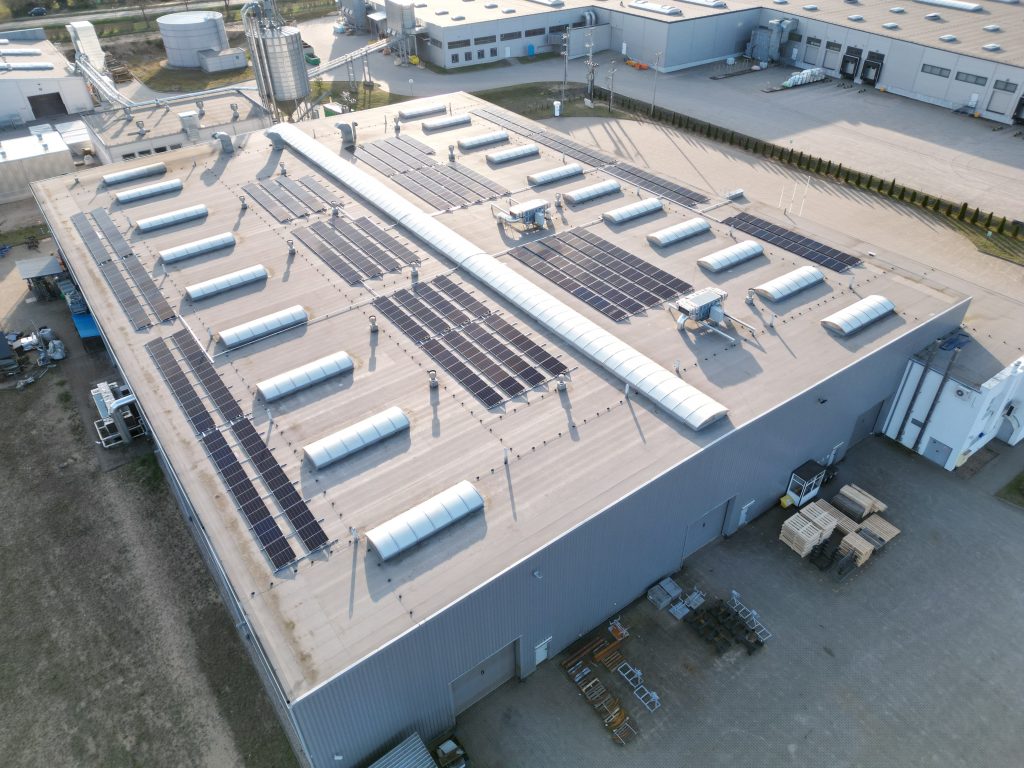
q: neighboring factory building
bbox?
[343,0,1023,123]
[35,91,1013,768]
[0,30,93,126]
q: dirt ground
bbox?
[0,242,296,767]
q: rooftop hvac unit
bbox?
[486,143,540,164]
[303,406,409,470]
[102,162,167,186]
[677,287,757,343]
[563,179,621,205]
[752,265,824,301]
[821,295,895,337]
[256,351,354,402]
[697,240,764,273]
[602,197,663,224]
[159,231,236,264]
[494,198,550,230]
[366,480,484,561]
[135,204,208,233]
[527,163,583,186]
[113,179,183,204]
[398,102,447,121]
[185,264,267,300]
[647,218,710,247]
[421,113,472,132]
[218,304,308,348]
[457,130,509,150]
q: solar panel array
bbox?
[372,275,566,408]
[471,105,616,167]
[354,136,436,176]
[72,209,176,328]
[605,163,709,208]
[720,212,862,273]
[507,229,692,322]
[392,164,508,211]
[159,331,331,560]
[294,216,415,285]
[145,336,297,571]
[471,107,541,137]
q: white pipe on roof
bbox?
[218,305,308,348]
[102,162,167,186]
[821,295,895,337]
[366,480,484,562]
[266,123,728,431]
[303,406,409,470]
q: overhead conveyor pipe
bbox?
[265,123,729,431]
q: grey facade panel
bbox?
[290,300,968,767]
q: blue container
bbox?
[527,44,535,57]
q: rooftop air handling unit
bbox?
[492,198,550,231]
[677,287,757,343]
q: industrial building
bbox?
[34,90,1009,766]
[341,0,1023,122]
[0,31,92,126]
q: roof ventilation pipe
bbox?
[212,131,235,154]
[265,123,728,430]
[109,394,137,444]
[337,122,357,151]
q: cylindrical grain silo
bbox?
[158,11,229,69]
[260,25,310,102]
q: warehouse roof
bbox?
[0,37,72,79]
[32,92,964,701]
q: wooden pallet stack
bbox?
[807,499,859,535]
[800,503,838,539]
[860,514,901,544]
[779,513,825,556]
[838,531,874,566]
[832,484,887,521]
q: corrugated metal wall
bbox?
[291,301,968,767]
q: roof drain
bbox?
[264,124,728,430]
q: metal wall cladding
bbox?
[290,300,969,768]
[262,26,310,101]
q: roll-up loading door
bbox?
[451,640,518,714]
[862,52,884,86]
[841,47,862,80]
[28,92,68,120]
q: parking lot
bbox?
[457,436,1024,768]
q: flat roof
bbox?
[82,92,268,147]
[32,92,964,701]
[0,37,72,79]
[0,129,67,161]
[413,0,1024,68]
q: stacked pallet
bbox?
[860,514,901,543]
[838,532,874,566]
[809,499,859,535]
[800,502,838,539]
[780,513,824,556]
[832,485,887,521]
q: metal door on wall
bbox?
[987,89,1015,115]
[451,640,517,715]
[823,43,842,71]
[841,47,862,80]
[924,437,952,467]
[683,499,729,558]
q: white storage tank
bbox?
[158,11,229,69]
[260,25,310,101]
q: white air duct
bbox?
[266,123,728,430]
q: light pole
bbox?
[560,32,569,111]
[606,61,618,113]
[408,78,414,98]
[585,35,598,100]
[650,51,662,117]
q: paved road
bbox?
[0,1,238,31]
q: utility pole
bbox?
[606,61,618,113]
[585,34,598,100]
[560,32,569,110]
[650,51,662,117]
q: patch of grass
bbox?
[473,82,632,122]
[421,58,513,75]
[57,389,72,408]
[133,59,254,93]
[0,222,50,247]
[310,81,410,111]
[127,452,167,495]
[945,218,1024,266]
[996,470,1024,509]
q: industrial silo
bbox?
[260,26,310,102]
[158,11,229,69]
